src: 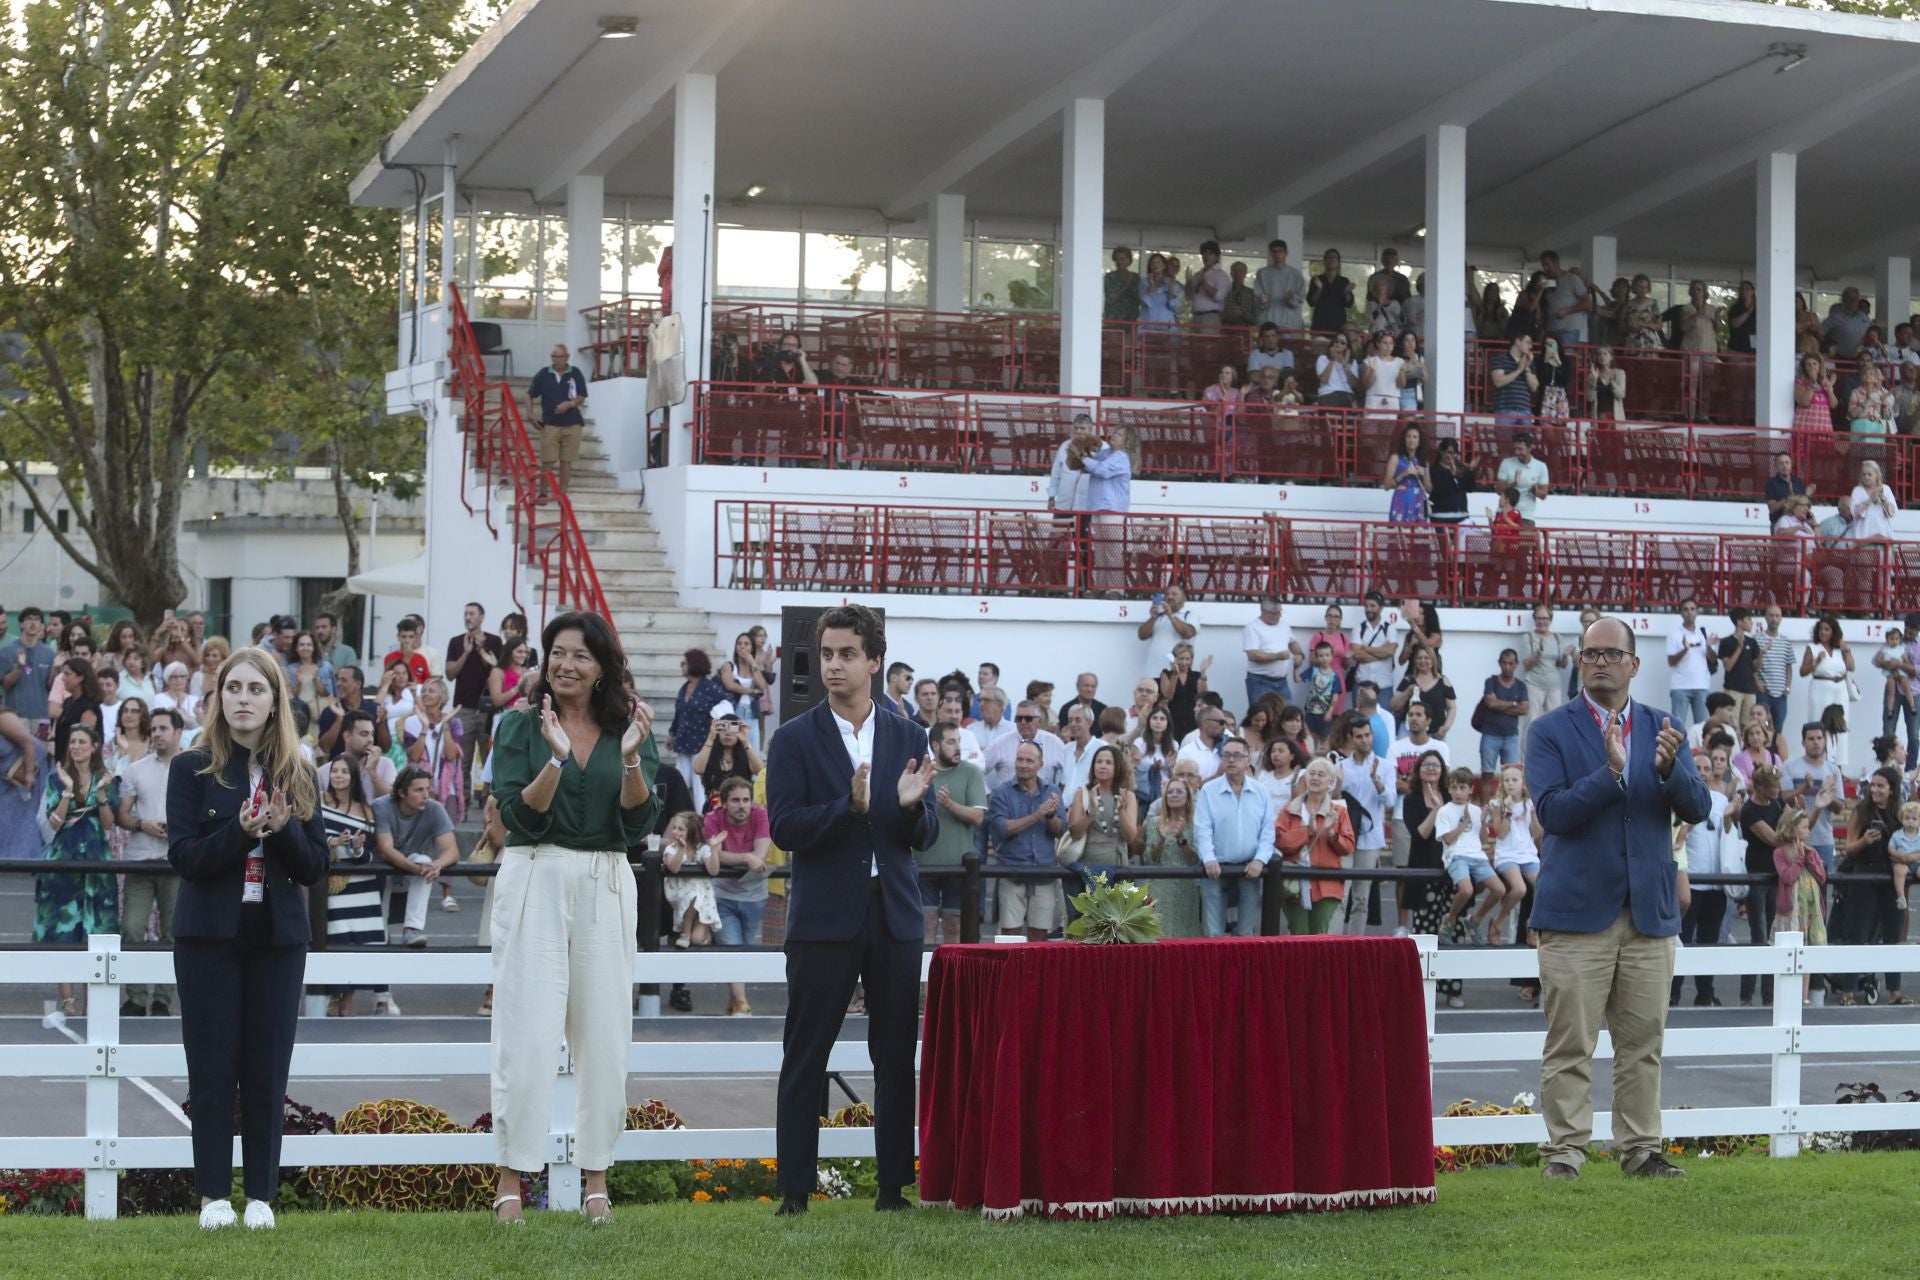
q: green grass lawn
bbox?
[4,1154,1919,1279]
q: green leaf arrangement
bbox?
[1064,872,1164,944]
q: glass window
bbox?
[539,215,568,321]
[716,227,799,301]
[472,214,539,320]
[804,233,889,304]
[601,218,625,299]
[627,222,672,296]
[422,199,444,304]
[972,241,1054,312]
[888,237,927,308]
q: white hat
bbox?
[710,699,741,722]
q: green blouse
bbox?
[492,706,661,851]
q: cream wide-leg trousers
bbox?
[489,844,637,1173]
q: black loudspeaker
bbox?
[779,604,886,721]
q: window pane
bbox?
[540,217,568,320]
[716,227,799,301]
[472,215,539,319]
[889,237,927,308]
[602,219,625,299]
[973,241,1054,312]
[804,233,888,304]
[422,202,443,303]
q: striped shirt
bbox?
[1757,630,1795,697]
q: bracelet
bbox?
[623,757,645,771]
[547,755,565,771]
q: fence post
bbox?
[84,932,122,1220]
[635,837,663,1018]
[548,1041,582,1210]
[1260,872,1283,936]
[1413,933,1440,1109]
[1770,930,1804,1158]
[959,854,982,944]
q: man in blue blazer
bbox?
[765,604,937,1215]
[1526,614,1710,1182]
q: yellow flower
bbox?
[691,1190,712,1203]
[715,1185,728,1194]
[694,1171,711,1181]
[758,1195,773,1203]
[760,1158,778,1170]
[689,1159,705,1168]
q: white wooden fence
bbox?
[2,933,1917,1219]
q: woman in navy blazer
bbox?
[167,648,327,1230]
[765,604,936,1216]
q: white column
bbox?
[1584,234,1618,297]
[670,73,717,431]
[1060,98,1105,399]
[928,192,966,313]
[1878,256,1912,336]
[564,174,605,362]
[1424,123,1468,416]
[1272,214,1305,258]
[1756,152,1797,430]
[440,147,458,295]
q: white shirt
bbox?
[1142,606,1197,668]
[1666,623,1713,692]
[1176,735,1225,782]
[121,752,174,860]
[1850,483,1897,540]
[1062,738,1099,794]
[830,703,880,877]
[968,717,1015,753]
[948,726,986,769]
[1243,617,1291,677]
[1435,802,1489,862]
[1388,735,1450,819]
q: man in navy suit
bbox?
[1527,615,1710,1182]
[765,604,937,1215]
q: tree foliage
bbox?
[0,0,487,625]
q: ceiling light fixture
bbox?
[742,183,766,200]
[1770,42,1808,74]
[1414,225,1428,239]
[597,16,639,40]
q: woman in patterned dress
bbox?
[36,723,120,1017]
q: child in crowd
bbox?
[659,810,721,953]
[1488,764,1540,944]
[1772,807,1827,1004]
[1429,767,1507,944]
[1485,485,1526,538]
[1294,640,1345,749]
[1891,800,1920,906]
[1881,626,1915,740]
[1820,703,1851,779]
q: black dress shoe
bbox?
[120,1000,145,1017]
[874,1191,911,1212]
[1541,1161,1579,1181]
[773,1197,809,1217]
[148,1001,170,1017]
[668,985,693,1013]
[1692,995,1722,1007]
[1622,1152,1686,1179]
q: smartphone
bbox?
[1152,593,1164,609]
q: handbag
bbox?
[1717,813,1749,904]
[1054,788,1086,865]
[1469,699,1490,734]
[1846,674,1863,704]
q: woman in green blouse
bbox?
[488,612,659,1226]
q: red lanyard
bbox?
[1583,695,1629,739]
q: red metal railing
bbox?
[686,384,1917,506]
[448,283,613,628]
[713,500,1918,616]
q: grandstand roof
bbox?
[352,0,1920,273]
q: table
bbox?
[918,937,1435,1220]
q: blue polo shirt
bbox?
[528,365,588,426]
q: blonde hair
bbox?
[1774,806,1810,843]
[1750,763,1783,794]
[1500,764,1531,802]
[1901,801,1920,826]
[196,647,317,818]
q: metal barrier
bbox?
[4,923,1915,1219]
[713,499,1920,616]
[685,384,1917,506]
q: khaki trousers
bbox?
[490,844,637,1173]
[1537,908,1675,1168]
[122,873,180,1008]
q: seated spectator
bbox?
[762,330,818,389]
[1203,364,1241,418]
[1775,492,1817,539]
[1314,335,1358,408]
[660,809,720,952]
[1247,322,1293,376]
[988,741,1066,942]
[1432,767,1507,944]
[372,766,459,949]
[1765,452,1810,526]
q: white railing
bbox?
[2,933,1917,1219]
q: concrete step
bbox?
[585,547,672,572]
[579,528,666,552]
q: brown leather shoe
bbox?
[1541,1161,1579,1181]
[1622,1152,1686,1178]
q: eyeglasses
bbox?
[1579,648,1634,666]
[1220,751,1249,761]
[1014,714,1038,722]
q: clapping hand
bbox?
[54,764,72,796]
[850,763,871,814]
[1652,716,1686,778]
[620,702,655,761]
[897,755,933,809]
[1603,715,1628,776]
[539,695,571,759]
[479,646,498,668]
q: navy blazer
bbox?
[1526,697,1712,938]
[765,700,938,944]
[167,747,329,946]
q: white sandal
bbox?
[492,1194,525,1225]
[582,1191,613,1224]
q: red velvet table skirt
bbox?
[918,937,1435,1220]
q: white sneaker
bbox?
[243,1199,276,1230]
[440,895,461,913]
[199,1200,237,1230]
[375,995,402,1016]
[1447,996,1467,1009]
[1392,927,1410,939]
